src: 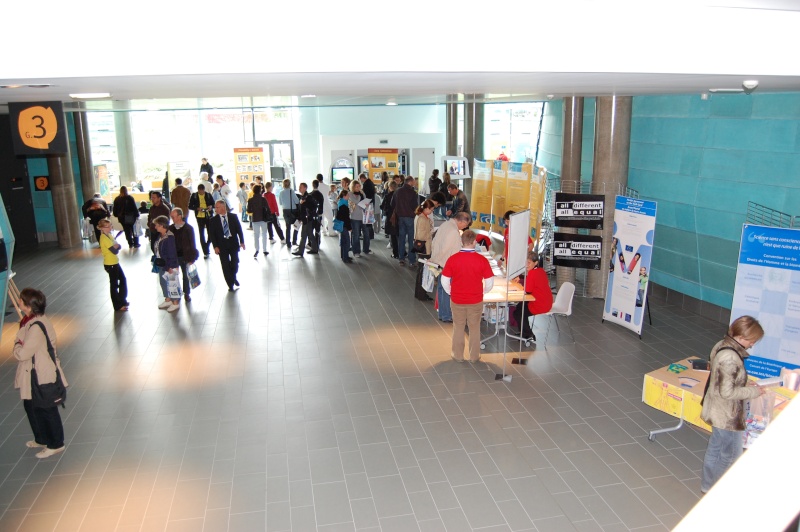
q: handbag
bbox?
[29,322,67,409]
[333,219,344,233]
[187,263,201,289]
[123,213,137,225]
[413,239,427,253]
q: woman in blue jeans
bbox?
[699,315,765,493]
[153,216,181,312]
[336,190,353,264]
[348,181,371,257]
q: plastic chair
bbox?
[530,281,576,342]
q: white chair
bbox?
[529,281,576,342]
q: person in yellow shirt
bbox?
[98,219,129,311]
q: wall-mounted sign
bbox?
[8,101,69,155]
[553,232,602,269]
[34,176,50,191]
[555,193,605,229]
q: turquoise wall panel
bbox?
[631,92,800,309]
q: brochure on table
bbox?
[603,196,657,336]
[731,224,800,377]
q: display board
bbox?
[167,161,192,190]
[505,163,532,228]
[507,210,530,278]
[603,196,657,336]
[555,193,605,229]
[233,147,265,188]
[731,224,800,377]
[470,160,493,231]
[529,166,547,241]
[553,233,602,269]
[490,160,508,233]
[368,148,398,181]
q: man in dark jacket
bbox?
[209,200,245,291]
[188,184,215,258]
[310,179,326,245]
[147,191,172,253]
[82,193,110,243]
[293,183,319,257]
[391,176,420,266]
[169,208,200,302]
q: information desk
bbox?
[481,277,534,349]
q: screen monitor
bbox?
[331,167,355,183]
[442,156,470,178]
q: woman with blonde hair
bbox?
[278,178,300,246]
[700,315,766,493]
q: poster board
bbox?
[470,159,494,231]
[603,196,657,336]
[507,210,530,278]
[553,233,602,270]
[233,147,265,188]
[731,224,800,377]
[505,163,532,233]
[529,166,547,241]
[368,148,398,182]
[167,161,192,190]
[491,160,508,234]
[555,193,605,229]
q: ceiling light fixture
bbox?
[69,92,111,99]
[386,100,397,106]
[708,88,744,94]
[300,94,316,98]
[0,84,24,89]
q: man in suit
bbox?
[188,183,215,258]
[209,200,246,291]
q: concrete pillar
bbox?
[463,94,484,176]
[556,97,584,290]
[585,96,632,298]
[113,101,137,185]
[72,105,97,201]
[446,94,459,157]
[47,155,82,248]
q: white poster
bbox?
[732,224,800,377]
[603,196,657,336]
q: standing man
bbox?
[169,208,199,302]
[310,179,327,243]
[147,191,171,253]
[171,178,191,220]
[188,183,215,259]
[200,158,214,180]
[430,212,471,322]
[293,183,319,257]
[209,200,245,291]
[391,176,419,266]
[446,183,470,218]
[441,230,494,363]
[82,193,110,243]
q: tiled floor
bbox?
[0,229,723,531]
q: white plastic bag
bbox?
[162,270,182,299]
[133,218,144,237]
[82,218,93,240]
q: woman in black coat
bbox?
[380,182,399,258]
[112,186,140,248]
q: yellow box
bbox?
[642,358,711,432]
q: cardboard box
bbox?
[642,358,711,432]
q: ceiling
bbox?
[3,1,800,112]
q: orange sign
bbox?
[8,101,68,155]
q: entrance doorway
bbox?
[256,141,295,186]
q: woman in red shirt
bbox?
[263,182,285,242]
[512,252,553,341]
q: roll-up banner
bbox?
[233,147,265,188]
[732,224,800,377]
[491,160,508,233]
[603,196,657,336]
[529,166,547,241]
[505,162,532,235]
[470,159,494,231]
[553,233,602,270]
[555,193,605,229]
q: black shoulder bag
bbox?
[29,321,67,409]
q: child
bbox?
[98,219,129,311]
[637,267,649,307]
[138,201,149,214]
[336,190,353,263]
[212,183,221,202]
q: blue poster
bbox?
[603,196,657,336]
[732,224,800,377]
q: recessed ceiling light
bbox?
[69,92,111,99]
[300,94,316,98]
[27,84,52,89]
[386,101,397,106]
[0,84,24,89]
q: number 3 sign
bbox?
[8,101,68,156]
